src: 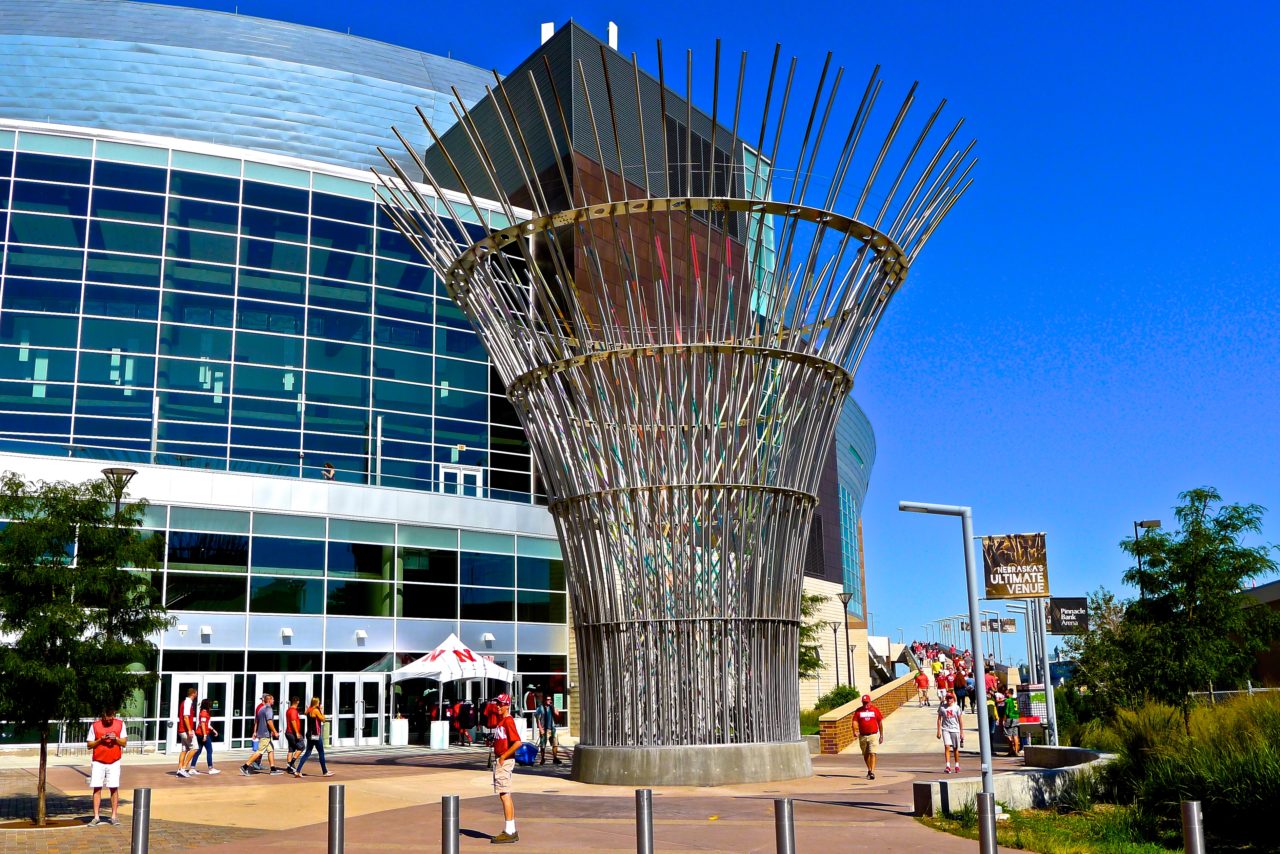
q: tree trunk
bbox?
[36,723,48,827]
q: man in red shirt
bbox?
[177,686,197,778]
[87,707,127,826]
[853,694,885,779]
[914,670,931,707]
[985,670,999,695]
[490,693,522,844]
[285,697,305,777]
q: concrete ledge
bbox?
[1023,744,1102,769]
[571,741,813,786]
[912,751,1115,817]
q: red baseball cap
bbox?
[494,693,512,706]
[861,694,871,702]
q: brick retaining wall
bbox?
[818,671,917,754]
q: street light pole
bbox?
[900,501,995,801]
[839,591,854,689]
[829,621,843,687]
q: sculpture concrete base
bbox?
[571,741,813,787]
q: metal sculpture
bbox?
[374,40,974,784]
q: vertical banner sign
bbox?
[981,532,1050,599]
[1000,618,1017,634]
[1048,597,1089,634]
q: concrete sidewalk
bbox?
[870,699,989,767]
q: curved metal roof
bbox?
[0,0,495,171]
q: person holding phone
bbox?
[87,708,127,826]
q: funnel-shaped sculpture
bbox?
[374,40,974,785]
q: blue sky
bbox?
[165,0,1280,665]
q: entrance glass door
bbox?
[247,674,316,748]
[168,674,232,751]
[439,465,482,497]
[333,676,384,746]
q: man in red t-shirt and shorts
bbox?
[87,707,127,826]
[914,670,931,707]
[853,694,885,779]
[490,694,522,844]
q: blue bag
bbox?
[513,742,538,766]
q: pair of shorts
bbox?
[492,757,515,794]
[941,730,962,749]
[177,731,193,749]
[90,760,121,789]
[286,733,302,752]
[257,736,275,755]
[858,734,879,756]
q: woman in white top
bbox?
[936,691,965,774]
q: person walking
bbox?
[87,707,126,826]
[296,697,334,777]
[953,669,969,713]
[534,695,562,765]
[195,698,220,774]
[936,692,964,774]
[965,674,977,713]
[489,693,522,844]
[1004,688,1022,756]
[284,697,305,776]
[914,670,931,707]
[241,693,283,776]
[853,694,885,780]
[176,686,197,777]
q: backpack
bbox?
[482,701,502,729]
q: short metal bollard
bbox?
[328,784,345,854]
[636,788,653,854]
[976,792,997,854]
[774,798,795,854]
[129,787,151,854]
[442,794,460,854]
[1182,800,1205,854]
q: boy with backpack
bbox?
[489,694,522,844]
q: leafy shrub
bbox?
[948,798,978,829]
[1055,767,1099,814]
[813,684,861,713]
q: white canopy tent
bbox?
[389,634,514,748]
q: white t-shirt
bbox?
[938,705,963,733]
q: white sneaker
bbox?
[206,768,221,775]
[188,768,201,775]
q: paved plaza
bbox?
[0,708,1014,852]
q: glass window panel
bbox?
[327,542,394,579]
[398,526,457,550]
[90,188,166,224]
[240,206,308,243]
[234,330,303,366]
[229,448,298,472]
[10,181,89,216]
[18,135,91,157]
[461,531,514,554]
[230,425,296,451]
[0,345,75,382]
[3,245,83,280]
[308,278,371,313]
[242,181,308,213]
[378,459,434,491]
[491,425,530,455]
[159,325,231,359]
[229,395,299,430]
[158,390,229,423]
[240,238,306,274]
[434,387,486,421]
[309,248,370,284]
[167,197,238,233]
[516,590,566,623]
[89,220,163,255]
[157,357,230,394]
[305,339,369,375]
[171,151,239,177]
[2,278,81,313]
[458,552,514,587]
[8,213,86,248]
[163,260,235,296]
[169,170,239,203]
[435,327,486,361]
[330,519,394,545]
[372,348,431,384]
[434,418,486,449]
[166,531,249,572]
[14,153,90,183]
[312,173,371,200]
[373,259,433,293]
[238,268,305,303]
[86,251,161,287]
[235,364,300,399]
[312,193,373,225]
[374,229,420,263]
[166,228,236,265]
[153,446,227,469]
[398,547,457,584]
[171,506,249,533]
[398,583,456,619]
[374,288,432,322]
[375,318,433,352]
[489,469,531,502]
[252,513,325,539]
[80,318,155,353]
[0,380,73,412]
[516,655,568,673]
[372,379,430,414]
[490,393,520,428]
[250,576,324,614]
[78,351,155,388]
[434,357,487,393]
[311,217,372,253]
[377,411,433,441]
[93,161,167,193]
[307,309,370,343]
[162,291,233,327]
[251,537,325,577]
[304,372,367,408]
[459,587,514,621]
[157,420,227,443]
[235,299,303,335]
[243,161,309,189]
[326,580,392,617]
[0,412,71,436]
[164,572,247,612]
[435,301,470,330]
[517,556,566,591]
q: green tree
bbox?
[0,472,168,826]
[1121,487,1280,731]
[798,591,828,679]
[1063,587,1149,719]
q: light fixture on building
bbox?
[176,624,188,636]
[481,632,496,647]
[199,625,213,641]
[281,627,294,645]
[354,629,368,645]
